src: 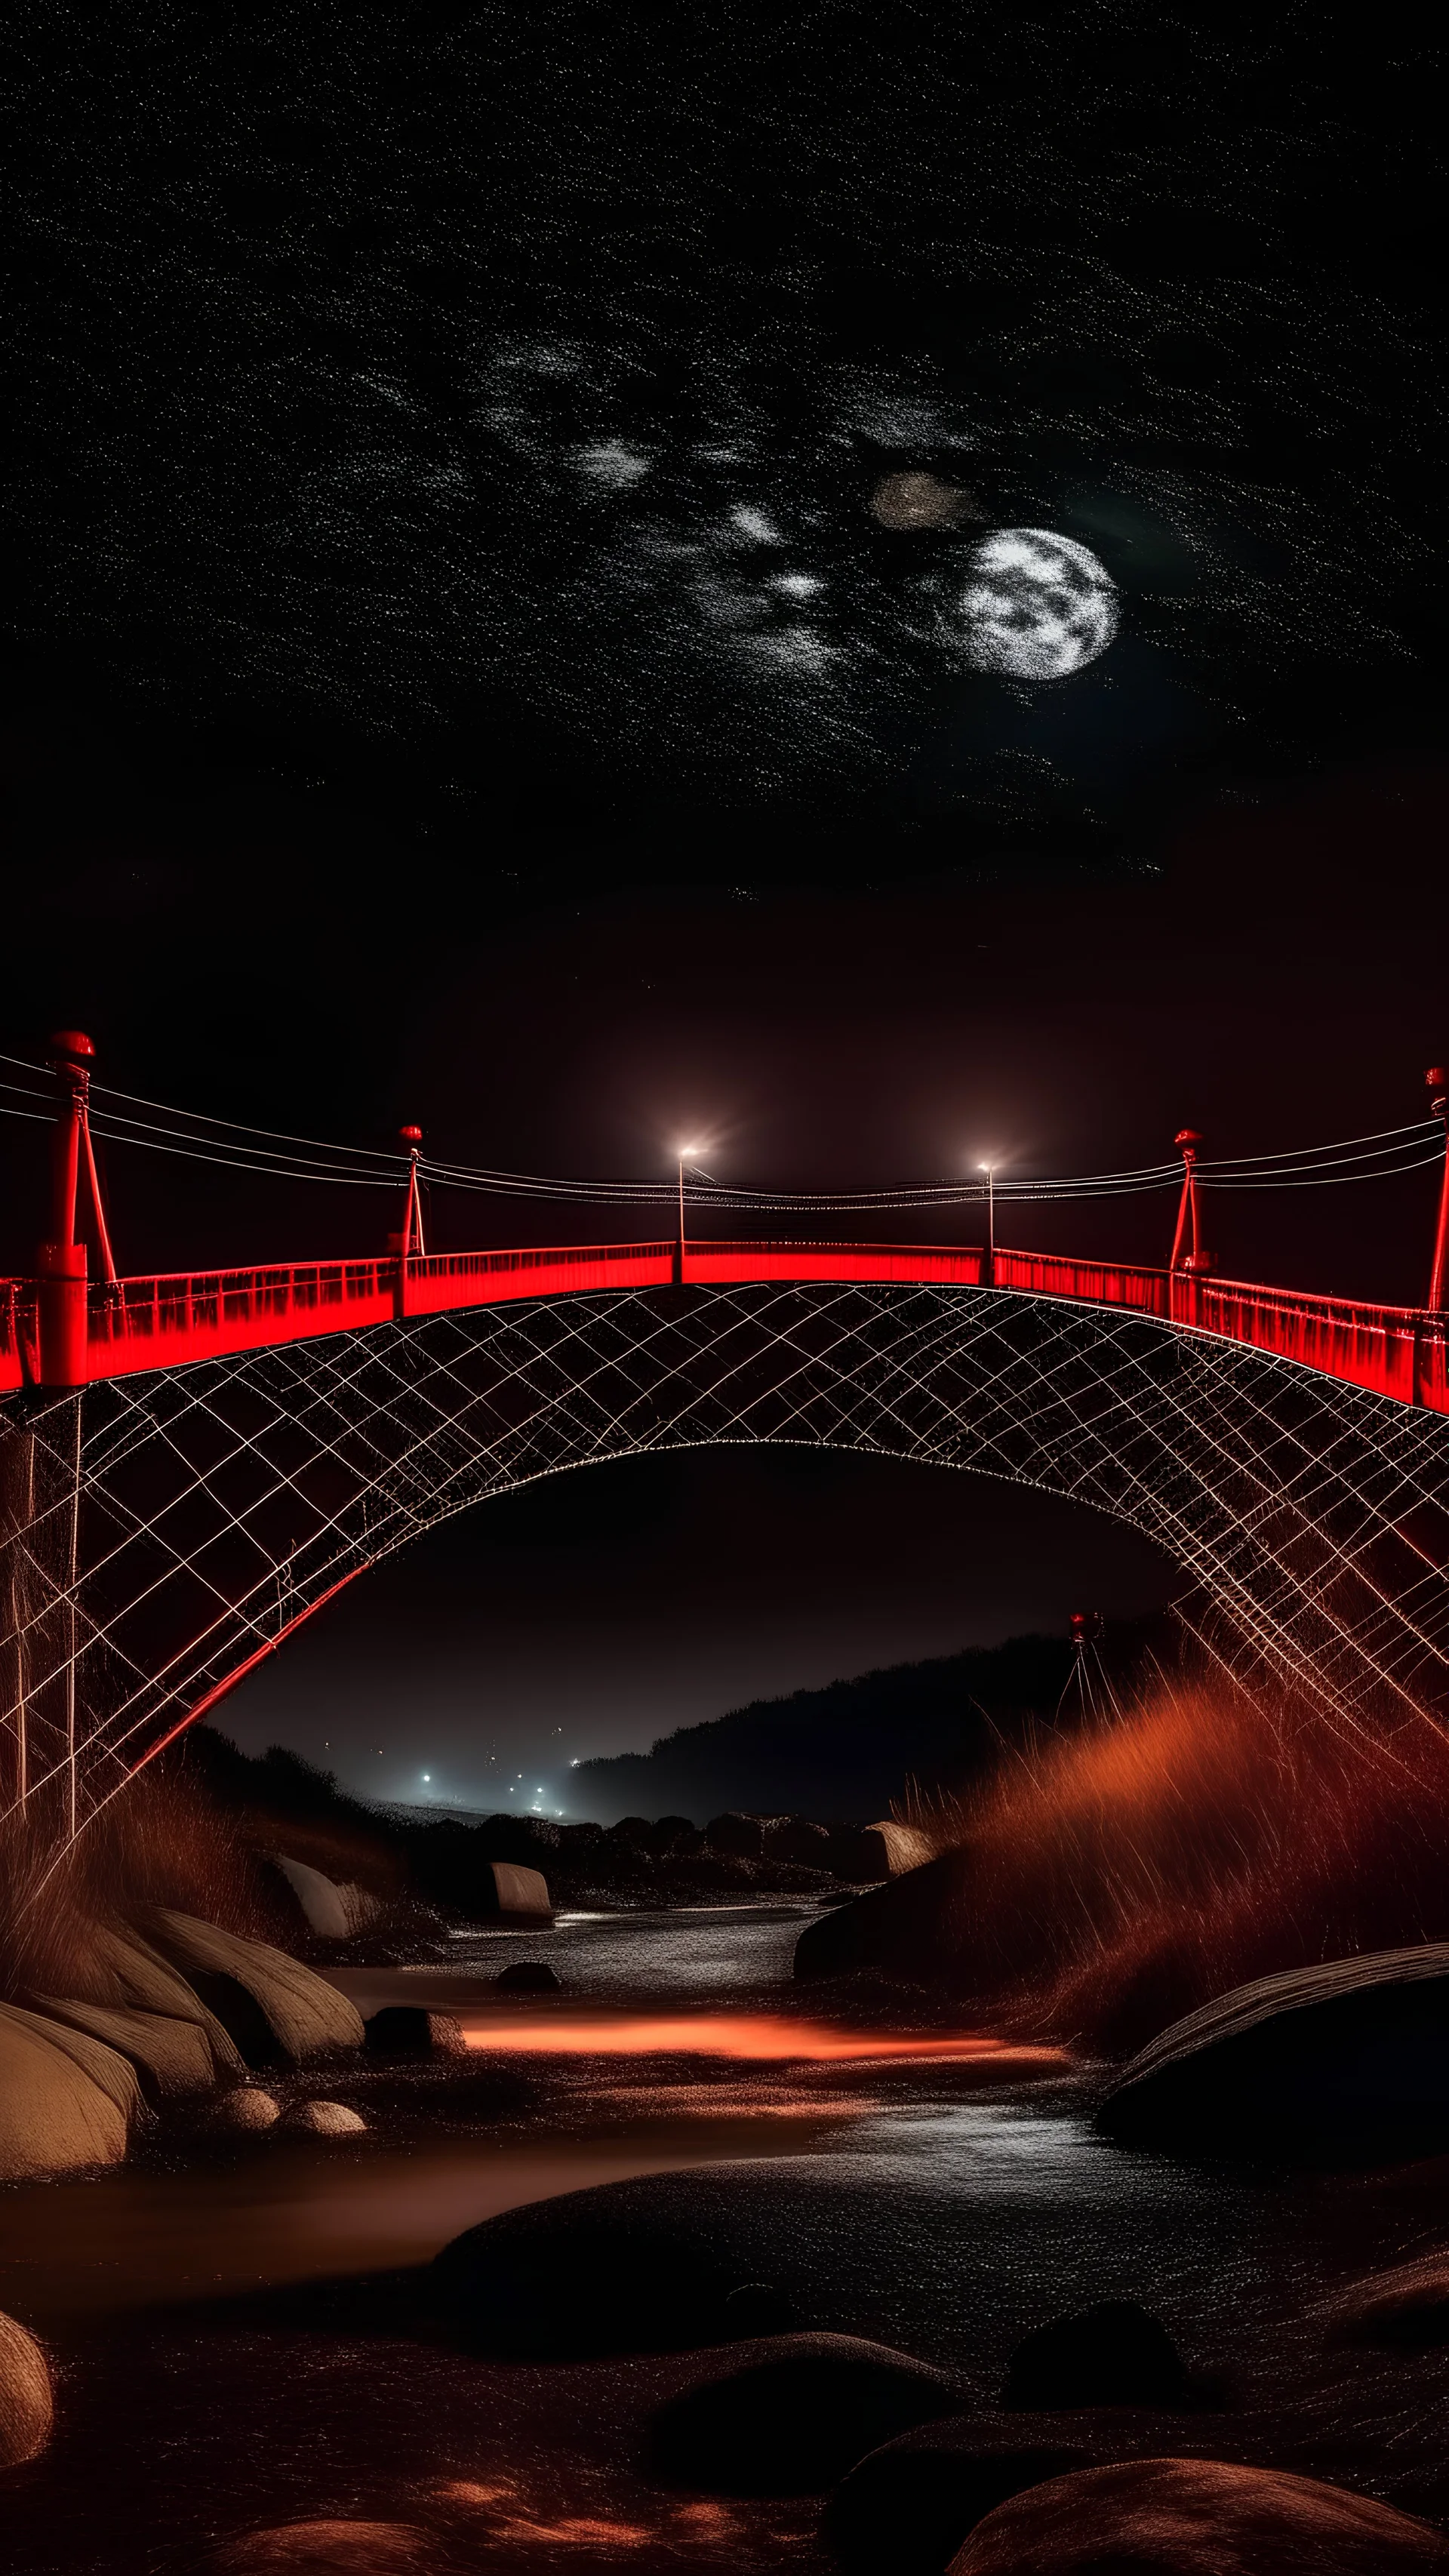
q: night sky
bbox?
[3,12,1444,1803]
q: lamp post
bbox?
[674,1146,698,1286]
[979,1162,995,1286]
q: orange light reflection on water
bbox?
[462,2013,1063,2064]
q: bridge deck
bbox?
[2,1239,1445,1411]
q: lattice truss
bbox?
[4,1279,1449,1830]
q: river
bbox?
[5,1900,1448,2571]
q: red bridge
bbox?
[2,1036,1449,1859]
[3,1236,1447,1413]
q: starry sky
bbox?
[3,10,1446,1803]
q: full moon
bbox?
[952,528,1118,679]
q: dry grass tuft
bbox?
[897,1673,1449,2054]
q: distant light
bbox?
[421,1772,431,1782]
[570,1759,580,1767]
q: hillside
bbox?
[566,1629,1118,1824]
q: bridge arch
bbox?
[5,1273,1449,1829]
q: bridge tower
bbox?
[1429,1069,1449,1313]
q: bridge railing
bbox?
[0,1240,1444,1412]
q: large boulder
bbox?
[649,2333,961,2494]
[763,1815,834,1867]
[795,1851,965,1982]
[0,2309,54,2467]
[948,2456,1449,2571]
[823,2410,1208,2575]
[829,1822,937,1882]
[143,1911,365,2066]
[0,2002,135,2179]
[478,1861,552,1922]
[274,1857,378,1940]
[363,2005,468,2058]
[706,1811,765,1861]
[999,2300,1199,2411]
[1097,1940,1449,2159]
[434,2184,766,2357]
[29,1997,224,2101]
[64,1922,246,2073]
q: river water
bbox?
[7,1901,1449,2571]
[0,1902,1064,2324]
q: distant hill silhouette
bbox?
[566,1629,1151,1824]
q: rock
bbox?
[763,1815,833,1867]
[795,1851,964,1982]
[363,2005,469,2057]
[494,1961,560,1992]
[191,2522,437,2573]
[828,1822,935,1882]
[478,1861,552,1923]
[143,1911,365,2066]
[71,1923,246,2073]
[722,2282,796,2335]
[209,2088,281,2132]
[434,2187,759,2357]
[947,2456,1449,2571]
[825,2409,1323,2576]
[0,2000,137,2179]
[274,1857,378,1940]
[0,2309,54,2467]
[999,2300,1198,2411]
[290,2100,367,2135]
[610,1815,654,1848]
[1320,2251,1449,2347]
[649,2332,962,2494]
[30,1997,226,2101]
[645,1814,702,1857]
[706,1811,766,1861]
[1097,1940,1449,2159]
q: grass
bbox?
[0,1766,291,2003]
[897,1669,1449,2055]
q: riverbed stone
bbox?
[0,2000,137,2178]
[0,2310,54,2467]
[478,1861,552,1922]
[795,1850,965,1981]
[947,2456,1449,2571]
[494,1961,560,1993]
[143,1911,365,2065]
[289,2099,367,2135]
[433,2185,758,2356]
[209,2087,281,2132]
[192,2522,438,2573]
[273,1856,368,1940]
[31,1996,223,2101]
[363,2004,469,2056]
[823,2407,1284,2574]
[999,2298,1198,2410]
[83,1923,247,2072]
[649,2334,961,2494]
[1097,1940,1449,2159]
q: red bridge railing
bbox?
[1,1241,1445,1414]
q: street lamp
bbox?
[979,1162,995,1284]
[675,1144,700,1284]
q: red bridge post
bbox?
[389,1125,426,1321]
[37,1029,116,1387]
[1169,1128,1209,1326]
[1429,1070,1449,1314]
